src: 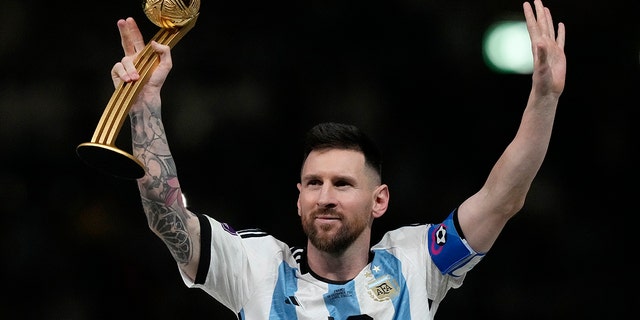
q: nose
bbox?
[317,184,337,209]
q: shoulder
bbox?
[373,224,430,251]
[201,214,299,261]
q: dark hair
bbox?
[302,122,383,180]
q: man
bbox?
[110,0,565,318]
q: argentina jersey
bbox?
[179,209,483,319]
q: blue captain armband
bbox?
[428,209,485,277]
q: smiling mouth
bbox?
[315,214,340,220]
[314,216,341,226]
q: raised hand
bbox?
[110,17,173,91]
[523,0,566,97]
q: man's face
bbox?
[297,148,379,254]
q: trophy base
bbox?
[76,142,145,180]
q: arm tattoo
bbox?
[131,104,193,265]
[142,196,192,264]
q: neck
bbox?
[306,235,371,282]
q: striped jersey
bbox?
[179,209,485,319]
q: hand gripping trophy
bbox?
[76,0,200,179]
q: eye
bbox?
[306,179,321,186]
[334,179,351,188]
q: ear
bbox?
[296,182,302,217]
[372,184,389,218]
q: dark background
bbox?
[1,0,637,319]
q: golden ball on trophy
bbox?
[143,0,200,28]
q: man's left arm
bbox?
[457,0,566,254]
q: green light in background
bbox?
[482,21,532,74]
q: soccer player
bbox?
[109,0,565,318]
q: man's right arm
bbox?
[129,85,202,281]
[113,17,201,280]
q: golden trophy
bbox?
[76,0,200,179]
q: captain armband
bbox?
[428,209,485,277]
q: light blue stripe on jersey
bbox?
[265,250,411,319]
[371,250,411,319]
[325,281,361,319]
[269,262,299,319]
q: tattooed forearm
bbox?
[142,197,193,264]
[130,101,194,265]
[130,105,168,161]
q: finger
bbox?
[534,0,548,36]
[556,22,566,50]
[523,2,539,39]
[522,1,532,18]
[126,18,146,53]
[544,7,555,39]
[118,17,145,56]
[120,55,140,81]
[111,60,138,83]
[150,41,172,66]
[117,19,131,55]
[117,19,135,56]
[149,41,173,78]
[110,62,127,88]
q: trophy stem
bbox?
[77,15,198,179]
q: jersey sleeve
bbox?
[427,208,485,277]
[179,213,296,314]
[177,214,249,311]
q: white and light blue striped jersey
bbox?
[179,209,485,319]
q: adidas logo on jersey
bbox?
[284,296,300,306]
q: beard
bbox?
[301,208,368,254]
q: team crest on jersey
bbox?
[366,273,399,302]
